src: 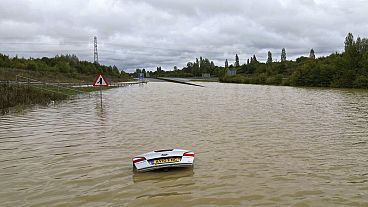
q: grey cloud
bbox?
[1,0,368,72]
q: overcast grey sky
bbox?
[1,0,368,71]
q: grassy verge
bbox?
[0,83,67,114]
[0,83,113,115]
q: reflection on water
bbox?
[1,82,368,207]
[132,168,194,183]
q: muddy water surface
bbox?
[1,82,368,206]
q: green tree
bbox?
[210,61,215,75]
[184,62,193,74]
[26,61,37,71]
[56,61,72,73]
[0,54,12,68]
[199,57,203,71]
[267,51,273,63]
[235,54,240,67]
[112,65,120,76]
[281,48,287,62]
[276,62,286,74]
[252,55,258,63]
[354,75,368,88]
[344,33,354,52]
[309,48,315,59]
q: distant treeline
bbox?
[0,54,129,81]
[136,57,223,78]
[144,33,368,88]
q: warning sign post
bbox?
[93,73,109,86]
[93,73,109,107]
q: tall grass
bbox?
[0,83,67,114]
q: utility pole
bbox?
[94,36,101,107]
[94,36,98,64]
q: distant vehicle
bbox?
[133,149,195,172]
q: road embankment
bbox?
[0,83,67,114]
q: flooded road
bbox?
[1,82,368,206]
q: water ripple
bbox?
[0,83,368,206]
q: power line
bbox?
[0,50,91,53]
[0,41,217,53]
[0,41,91,45]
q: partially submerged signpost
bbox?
[93,73,109,107]
[138,73,144,84]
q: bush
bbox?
[26,62,38,71]
[265,75,282,85]
[0,83,67,114]
[354,75,368,88]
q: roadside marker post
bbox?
[93,73,109,107]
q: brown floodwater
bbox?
[1,82,368,207]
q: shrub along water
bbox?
[0,83,68,114]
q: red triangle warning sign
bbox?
[93,73,109,86]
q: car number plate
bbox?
[152,157,181,165]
